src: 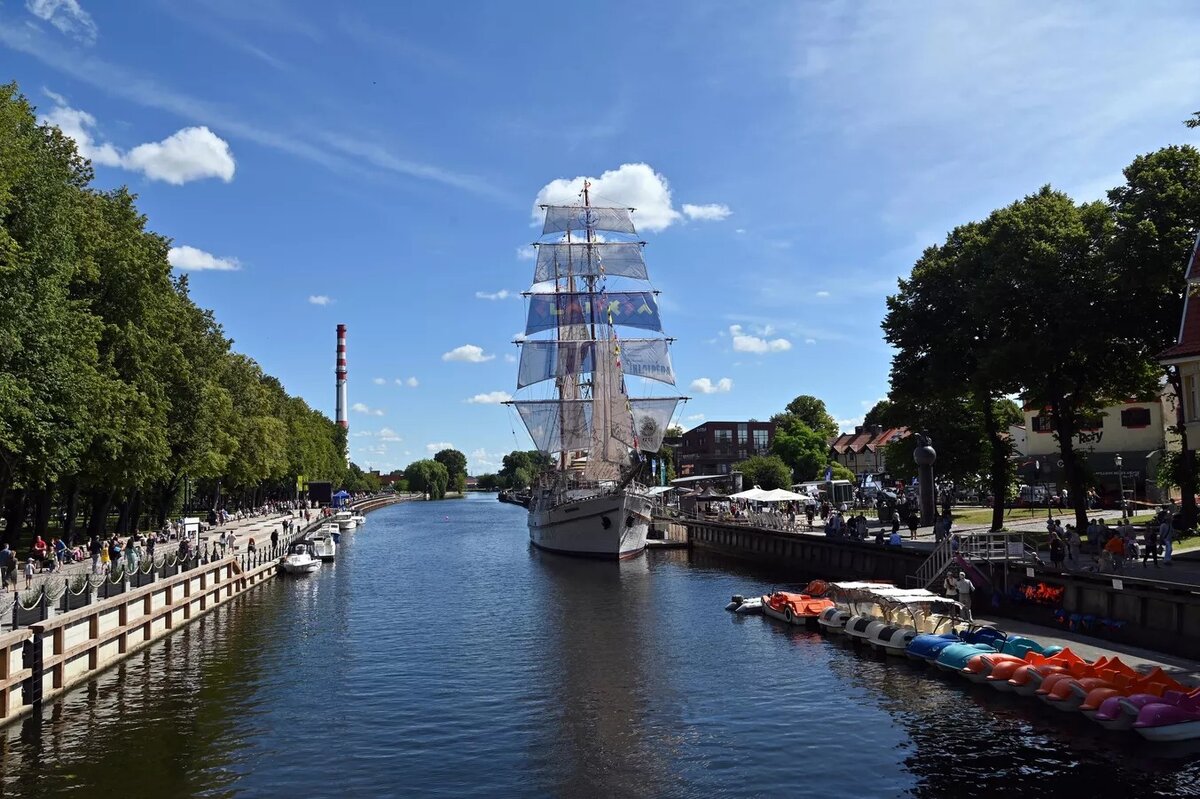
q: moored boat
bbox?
[1038,657,1138,711]
[1133,690,1200,741]
[1078,667,1186,725]
[725,594,763,614]
[281,541,321,575]
[761,591,834,627]
[310,531,336,562]
[334,510,357,532]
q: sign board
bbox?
[1112,578,1124,590]
[181,517,201,540]
[296,474,307,492]
[1026,567,1035,578]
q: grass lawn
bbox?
[950,506,1156,527]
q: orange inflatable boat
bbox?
[761,591,835,627]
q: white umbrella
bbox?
[760,488,808,502]
[729,487,771,501]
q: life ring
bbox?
[784,606,795,624]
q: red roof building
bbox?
[828,425,908,479]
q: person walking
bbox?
[0,544,15,588]
[23,557,34,588]
[907,512,919,541]
[1067,526,1081,569]
[956,570,975,621]
[1143,524,1160,568]
[1049,532,1065,570]
[1162,516,1174,567]
[270,528,280,555]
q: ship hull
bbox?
[528,490,653,559]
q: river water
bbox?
[2,493,1198,798]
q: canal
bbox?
[2,493,1198,798]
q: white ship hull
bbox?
[528,490,653,559]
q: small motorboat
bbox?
[725,594,763,614]
[1079,668,1187,726]
[310,531,336,562]
[334,510,357,532]
[1133,691,1200,741]
[320,522,342,544]
[761,591,834,627]
[281,541,321,575]
[351,513,366,526]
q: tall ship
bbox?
[508,182,684,559]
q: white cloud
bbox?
[533,163,681,232]
[682,203,732,221]
[685,413,706,423]
[475,289,516,300]
[466,390,512,404]
[167,245,240,272]
[805,338,817,345]
[39,94,234,185]
[372,377,386,385]
[442,344,494,363]
[735,228,746,234]
[308,295,333,306]
[689,377,733,394]
[26,0,96,45]
[837,417,864,432]
[405,377,419,387]
[351,402,384,417]
[122,126,235,185]
[426,441,454,454]
[378,427,403,442]
[469,447,502,473]
[815,290,831,298]
[516,245,536,261]
[728,324,792,354]
[503,353,517,363]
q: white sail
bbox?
[542,205,637,236]
[513,398,680,456]
[582,329,629,482]
[533,242,647,282]
[516,339,675,389]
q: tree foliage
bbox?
[770,417,829,482]
[433,448,467,493]
[0,82,349,542]
[404,459,450,500]
[772,395,838,441]
[733,454,793,491]
[497,450,552,490]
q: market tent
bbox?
[333,490,351,498]
[760,488,808,502]
[729,487,771,501]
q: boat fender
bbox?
[601,516,612,529]
[785,606,795,624]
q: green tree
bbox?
[772,395,838,441]
[404,459,450,499]
[862,399,898,429]
[770,417,829,482]
[433,448,468,493]
[828,462,855,482]
[733,454,793,490]
[498,450,551,489]
[1108,145,1200,525]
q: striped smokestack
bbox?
[335,324,348,430]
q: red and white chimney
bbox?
[335,324,348,430]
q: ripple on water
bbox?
[1,495,1198,798]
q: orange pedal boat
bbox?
[761,591,835,627]
[1078,667,1187,720]
[1039,657,1139,711]
[998,649,1088,695]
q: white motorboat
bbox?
[310,531,336,562]
[725,594,763,614]
[321,521,342,544]
[351,513,366,526]
[334,510,357,532]
[281,541,320,575]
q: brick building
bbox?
[677,421,776,477]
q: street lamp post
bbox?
[1115,454,1126,520]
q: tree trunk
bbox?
[115,495,131,536]
[980,396,1009,532]
[31,486,52,541]
[61,479,79,544]
[1167,366,1198,527]
[3,488,27,546]
[1051,398,1090,532]
[87,489,114,538]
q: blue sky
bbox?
[4,1,1200,474]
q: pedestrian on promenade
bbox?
[944,571,958,598]
[1104,533,1125,573]
[89,536,101,573]
[956,571,975,621]
[805,503,815,530]
[907,512,919,541]
[23,557,33,588]
[100,540,111,574]
[1049,532,1065,570]
[1067,526,1081,568]
[0,544,15,588]
[1143,524,1160,568]
[247,537,256,557]
[270,528,279,554]
[32,535,47,564]
[1162,517,1175,566]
